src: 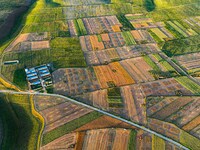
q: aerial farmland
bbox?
[0,0,200,149]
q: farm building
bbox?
[25,64,52,91]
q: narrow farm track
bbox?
[0,90,190,150]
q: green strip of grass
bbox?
[122,31,136,45]
[42,111,102,145]
[76,19,87,35]
[143,55,160,71]
[128,130,137,150]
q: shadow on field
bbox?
[0,95,38,149]
[144,0,156,12]
[46,0,61,7]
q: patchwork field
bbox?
[33,93,195,150]
[120,57,155,83]
[141,78,192,96]
[174,52,200,75]
[52,68,100,96]
[68,15,122,36]
[84,44,160,65]
[79,31,137,52]
[1,37,86,89]
[146,96,200,139]
[4,32,49,52]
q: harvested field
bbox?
[82,128,111,150]
[183,116,200,131]
[147,96,200,139]
[174,52,200,72]
[136,130,152,150]
[33,95,66,111]
[68,16,122,35]
[39,101,93,133]
[68,20,78,36]
[75,115,137,132]
[80,31,141,52]
[84,44,160,65]
[76,132,86,150]
[151,97,194,120]
[116,44,160,60]
[53,68,100,96]
[74,89,109,109]
[120,57,155,83]
[62,0,108,5]
[82,16,122,34]
[93,62,135,88]
[40,133,77,150]
[141,78,192,96]
[82,128,130,150]
[147,118,181,141]
[121,86,139,122]
[112,128,130,150]
[5,32,48,52]
[126,18,158,29]
[130,30,155,44]
[31,41,50,50]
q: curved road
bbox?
[0,90,189,150]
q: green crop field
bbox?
[122,31,136,45]
[107,88,123,108]
[175,76,200,94]
[162,35,200,57]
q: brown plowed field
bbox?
[75,115,137,132]
[121,86,139,122]
[152,97,193,120]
